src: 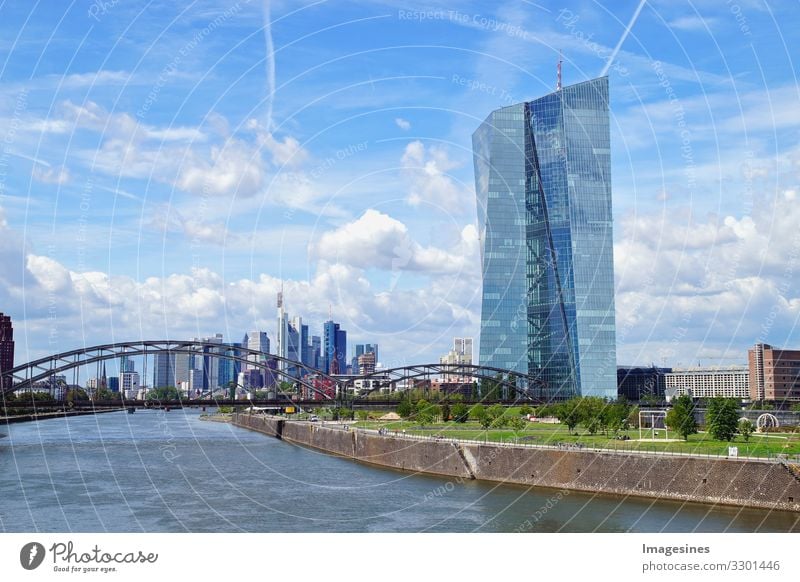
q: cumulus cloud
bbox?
[614,194,800,365]
[394,117,411,130]
[310,209,479,276]
[176,138,265,197]
[147,205,235,245]
[401,141,470,210]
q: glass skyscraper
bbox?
[473,77,616,400]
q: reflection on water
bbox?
[0,410,798,532]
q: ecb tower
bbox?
[473,77,617,400]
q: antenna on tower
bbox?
[328,303,332,320]
[277,282,284,309]
[556,50,563,91]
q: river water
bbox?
[1,410,798,533]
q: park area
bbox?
[351,415,800,459]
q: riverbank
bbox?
[233,414,800,513]
[0,408,123,425]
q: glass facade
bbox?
[473,77,617,400]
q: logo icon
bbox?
[20,542,46,570]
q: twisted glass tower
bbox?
[473,77,616,400]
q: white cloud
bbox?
[394,117,411,131]
[614,194,800,365]
[177,139,265,197]
[32,165,70,185]
[311,209,479,277]
[669,15,716,31]
[401,141,470,210]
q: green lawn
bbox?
[352,420,800,459]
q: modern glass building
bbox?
[473,77,617,400]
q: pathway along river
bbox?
[1,409,798,532]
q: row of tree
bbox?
[665,395,755,441]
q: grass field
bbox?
[351,419,800,458]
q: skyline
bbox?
[1,1,799,371]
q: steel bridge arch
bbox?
[345,363,547,401]
[1,340,339,401]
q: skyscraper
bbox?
[323,320,347,374]
[1,313,15,392]
[473,77,617,400]
[153,353,175,388]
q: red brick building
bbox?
[748,343,800,402]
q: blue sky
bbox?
[1,0,799,371]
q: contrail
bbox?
[262,0,276,130]
[600,0,647,77]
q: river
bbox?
[1,409,798,532]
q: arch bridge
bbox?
[342,363,547,403]
[1,342,550,406]
[1,340,340,402]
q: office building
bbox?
[311,336,322,370]
[665,367,749,400]
[245,331,270,369]
[1,312,14,391]
[323,320,347,374]
[749,343,800,402]
[440,338,474,381]
[353,344,378,374]
[617,366,671,401]
[473,77,617,400]
[153,352,176,388]
[357,351,376,375]
[121,371,140,399]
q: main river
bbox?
[1,410,798,532]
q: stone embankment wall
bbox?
[232,414,800,512]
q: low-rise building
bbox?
[665,366,749,400]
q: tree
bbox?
[451,403,469,423]
[469,403,486,421]
[397,398,413,419]
[554,398,583,434]
[440,402,451,422]
[706,397,740,442]
[508,415,527,432]
[519,404,533,417]
[603,399,631,436]
[470,382,479,401]
[66,388,89,402]
[791,403,800,413]
[579,396,606,435]
[146,386,181,401]
[488,404,508,428]
[738,418,755,442]
[665,395,698,441]
[356,410,369,421]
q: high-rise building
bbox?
[357,351,376,375]
[120,371,140,398]
[353,344,379,374]
[245,331,270,370]
[440,338,473,381]
[119,355,135,373]
[191,334,224,393]
[1,312,15,392]
[323,320,347,374]
[473,77,617,400]
[749,343,800,402]
[153,353,176,388]
[311,335,321,370]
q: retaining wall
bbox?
[232,414,800,512]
